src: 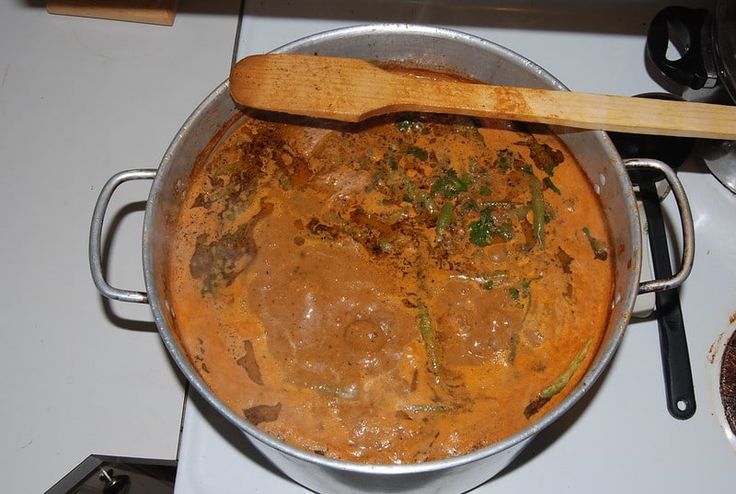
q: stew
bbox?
[166,73,613,464]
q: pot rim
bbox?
[143,23,638,476]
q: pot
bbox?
[646,2,736,104]
[89,25,694,494]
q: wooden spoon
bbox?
[230,54,736,140]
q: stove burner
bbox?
[720,330,736,435]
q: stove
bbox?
[174,2,736,492]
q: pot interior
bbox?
[143,23,641,488]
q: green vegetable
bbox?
[377,236,394,253]
[582,227,608,261]
[543,176,561,195]
[507,279,533,365]
[296,382,358,400]
[396,120,412,132]
[431,169,473,199]
[417,300,440,375]
[468,208,513,246]
[404,404,456,413]
[396,119,425,133]
[477,200,524,210]
[529,173,546,249]
[523,339,592,418]
[495,149,515,170]
[402,179,439,217]
[507,280,533,364]
[508,332,518,365]
[508,279,532,311]
[540,339,592,399]
[402,179,417,202]
[407,145,429,161]
[459,197,479,213]
[416,192,438,216]
[436,202,454,238]
[521,135,564,176]
[452,123,484,141]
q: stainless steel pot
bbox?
[89,25,694,494]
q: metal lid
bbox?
[714,0,736,102]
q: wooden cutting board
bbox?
[47,0,178,26]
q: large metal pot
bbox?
[89,25,694,494]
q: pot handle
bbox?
[646,6,718,90]
[624,159,694,294]
[89,169,157,304]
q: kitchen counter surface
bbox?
[0,1,240,492]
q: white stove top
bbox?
[175,2,736,492]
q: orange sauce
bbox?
[166,103,613,463]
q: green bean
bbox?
[404,404,456,413]
[540,339,591,399]
[523,339,591,418]
[417,300,440,375]
[582,227,608,261]
[543,176,561,195]
[529,173,545,249]
[436,202,454,238]
[297,381,358,400]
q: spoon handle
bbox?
[639,179,696,420]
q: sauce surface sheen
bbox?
[167,97,614,463]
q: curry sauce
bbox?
[166,102,613,463]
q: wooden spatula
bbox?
[229,54,736,140]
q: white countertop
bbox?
[0,2,240,492]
